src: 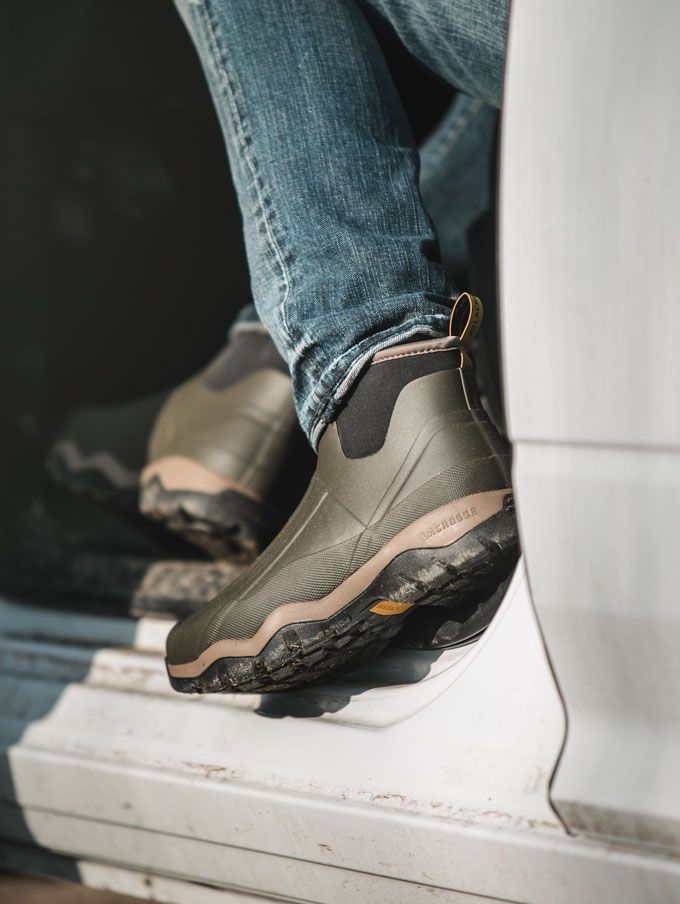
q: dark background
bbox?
[0,1,453,532]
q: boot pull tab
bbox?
[449,291,484,367]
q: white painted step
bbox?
[2,565,679,903]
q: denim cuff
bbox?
[305,312,451,450]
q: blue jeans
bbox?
[233,94,499,326]
[174,0,509,447]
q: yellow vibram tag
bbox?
[369,600,414,616]
[449,292,484,367]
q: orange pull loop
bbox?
[449,292,484,366]
[449,291,484,344]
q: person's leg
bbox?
[173,0,508,448]
[166,0,516,693]
[365,0,507,108]
[420,96,499,284]
[229,94,499,338]
[230,94,499,328]
[49,84,501,557]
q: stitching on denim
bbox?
[372,346,454,365]
[199,0,294,344]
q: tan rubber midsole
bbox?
[167,488,511,679]
[141,455,261,502]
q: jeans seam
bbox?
[199,0,294,346]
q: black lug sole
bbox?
[167,495,519,694]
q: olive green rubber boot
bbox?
[48,330,298,560]
[140,330,297,560]
[166,296,519,693]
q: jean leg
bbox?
[175,0,509,447]
[233,95,499,333]
[174,0,453,446]
[366,0,510,107]
[371,0,508,283]
[420,96,499,282]
[233,97,499,325]
[373,0,508,283]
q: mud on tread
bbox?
[167,496,519,694]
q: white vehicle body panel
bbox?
[501,0,680,853]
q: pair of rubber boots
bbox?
[49,294,518,693]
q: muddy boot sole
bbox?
[140,476,278,563]
[393,566,514,650]
[168,494,519,694]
